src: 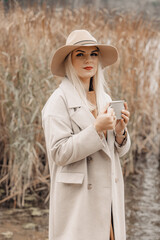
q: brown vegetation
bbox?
[0,3,159,207]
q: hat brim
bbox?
[50,43,118,77]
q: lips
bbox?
[84,66,93,70]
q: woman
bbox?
[42,30,131,240]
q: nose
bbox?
[84,54,92,62]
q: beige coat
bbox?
[42,78,131,240]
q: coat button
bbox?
[87,156,93,162]
[87,184,92,190]
[115,178,119,183]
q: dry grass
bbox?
[0,3,159,206]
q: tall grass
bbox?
[0,3,159,207]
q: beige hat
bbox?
[50,29,118,77]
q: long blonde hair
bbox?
[64,53,110,114]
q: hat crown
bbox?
[66,30,97,46]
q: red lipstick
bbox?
[84,66,93,70]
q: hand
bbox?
[115,102,130,134]
[94,104,116,132]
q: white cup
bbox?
[109,100,125,119]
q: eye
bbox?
[91,52,98,56]
[76,53,84,57]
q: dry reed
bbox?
[0,3,159,206]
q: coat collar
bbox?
[59,78,84,108]
[59,77,96,124]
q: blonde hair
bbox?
[64,53,110,114]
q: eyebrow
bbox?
[75,49,99,53]
[75,50,85,53]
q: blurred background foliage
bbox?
[0,0,159,207]
[1,0,160,17]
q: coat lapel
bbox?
[59,78,112,159]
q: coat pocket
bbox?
[56,172,85,184]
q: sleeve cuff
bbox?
[114,128,128,148]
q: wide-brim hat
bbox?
[50,30,118,77]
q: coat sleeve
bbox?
[114,129,131,157]
[42,95,105,167]
[104,93,131,157]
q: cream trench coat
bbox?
[42,78,131,240]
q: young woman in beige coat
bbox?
[42,30,131,240]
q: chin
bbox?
[78,70,96,81]
[82,75,93,80]
[83,72,95,78]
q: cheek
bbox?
[72,57,81,70]
[93,57,98,65]
[96,58,99,66]
[94,60,98,71]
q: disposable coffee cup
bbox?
[109,100,125,119]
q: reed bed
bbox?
[0,4,159,207]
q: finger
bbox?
[121,109,130,117]
[120,119,125,125]
[117,119,126,128]
[113,116,117,122]
[113,113,116,119]
[116,119,121,124]
[124,102,128,110]
[112,114,116,120]
[122,114,129,124]
[111,110,116,117]
[108,107,116,117]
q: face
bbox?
[71,46,99,83]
